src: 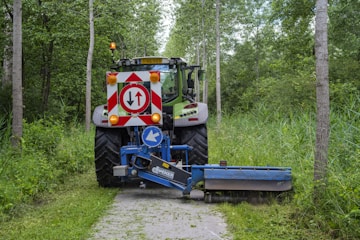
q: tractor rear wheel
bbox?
[177,124,208,165]
[95,127,129,187]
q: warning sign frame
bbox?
[106,71,163,126]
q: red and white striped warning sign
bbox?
[107,71,162,126]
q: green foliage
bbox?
[164,0,237,61]
[209,98,360,239]
[220,203,328,239]
[2,0,359,123]
[0,114,11,148]
[204,0,317,114]
[292,107,360,238]
[329,0,360,73]
[309,100,360,238]
[208,108,315,168]
[56,125,94,177]
[250,71,316,112]
[1,0,360,237]
[0,103,358,238]
[0,149,54,219]
[22,119,63,157]
[0,0,162,123]
[0,84,12,118]
[208,53,316,114]
[0,121,94,220]
[0,170,118,240]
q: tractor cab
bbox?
[110,56,201,105]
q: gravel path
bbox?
[89,182,232,240]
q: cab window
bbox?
[123,64,178,102]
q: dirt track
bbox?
[89,182,232,240]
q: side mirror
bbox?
[198,70,205,81]
[188,79,194,88]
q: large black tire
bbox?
[95,127,129,187]
[177,124,208,165]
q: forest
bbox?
[1,0,359,118]
[0,0,359,239]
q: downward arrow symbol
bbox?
[127,91,134,106]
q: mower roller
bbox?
[92,47,292,203]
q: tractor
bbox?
[92,42,292,203]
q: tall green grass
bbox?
[0,170,118,240]
[210,102,359,239]
[0,119,94,221]
[317,102,360,238]
[0,114,11,175]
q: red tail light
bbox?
[184,103,198,109]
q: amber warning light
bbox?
[151,113,161,124]
[109,115,119,125]
[110,42,116,50]
[107,73,117,85]
[150,71,160,83]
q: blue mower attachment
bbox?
[113,126,292,203]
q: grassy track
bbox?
[0,109,358,239]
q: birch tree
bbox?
[86,0,94,131]
[12,0,22,147]
[314,0,330,200]
[2,8,12,88]
[201,0,208,104]
[216,0,221,125]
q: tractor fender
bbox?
[174,102,208,127]
[92,104,109,127]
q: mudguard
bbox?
[92,104,109,127]
[174,102,208,127]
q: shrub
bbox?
[0,149,54,219]
[56,126,94,176]
[22,119,64,157]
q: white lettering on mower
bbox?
[152,166,175,180]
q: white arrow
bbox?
[146,130,160,142]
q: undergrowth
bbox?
[209,101,360,239]
[0,170,118,239]
[0,118,94,221]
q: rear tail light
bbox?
[184,103,198,109]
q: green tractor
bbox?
[92,44,208,187]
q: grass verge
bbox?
[209,107,359,239]
[0,169,118,240]
[219,203,330,240]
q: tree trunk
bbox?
[314,0,330,201]
[2,44,12,88]
[2,12,12,88]
[201,0,208,104]
[215,0,221,125]
[12,0,23,147]
[41,41,54,112]
[86,0,94,131]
